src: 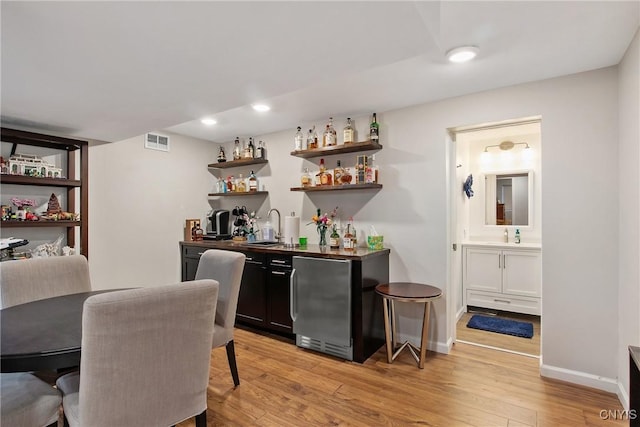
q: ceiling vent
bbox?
[145,133,169,152]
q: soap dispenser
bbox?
[515,229,521,244]
[504,228,509,243]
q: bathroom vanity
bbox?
[462,242,541,315]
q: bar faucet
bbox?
[504,228,509,243]
[267,208,282,242]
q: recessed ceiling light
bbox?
[252,104,271,112]
[200,118,217,125]
[446,46,479,63]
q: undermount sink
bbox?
[243,241,281,247]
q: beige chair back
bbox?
[0,255,91,308]
[76,280,219,426]
[195,249,245,348]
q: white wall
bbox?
[617,28,640,407]
[88,65,624,393]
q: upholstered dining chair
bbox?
[0,255,91,308]
[56,280,219,427]
[195,249,246,387]
[0,372,62,426]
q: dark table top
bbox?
[375,282,442,301]
[1,290,120,373]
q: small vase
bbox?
[318,227,328,246]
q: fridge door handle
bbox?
[289,268,297,322]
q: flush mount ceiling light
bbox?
[484,140,530,152]
[252,104,271,112]
[200,118,217,125]
[446,46,479,63]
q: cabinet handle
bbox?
[271,271,287,276]
[494,299,511,303]
[290,268,297,321]
[498,255,501,269]
[271,259,286,264]
[503,254,506,269]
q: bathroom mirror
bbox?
[484,171,532,226]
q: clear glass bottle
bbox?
[248,170,258,192]
[236,174,247,192]
[294,126,304,151]
[319,158,333,186]
[312,125,319,149]
[301,167,312,187]
[343,221,354,250]
[343,117,354,144]
[334,160,345,186]
[242,139,252,159]
[330,225,340,249]
[323,117,337,147]
[369,113,379,143]
[233,137,241,160]
[306,129,314,150]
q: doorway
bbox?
[448,117,542,358]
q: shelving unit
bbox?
[290,184,382,192]
[1,127,89,257]
[290,140,382,159]
[208,158,268,169]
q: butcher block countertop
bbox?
[179,240,390,261]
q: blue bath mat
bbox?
[466,314,534,338]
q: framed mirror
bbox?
[484,171,532,226]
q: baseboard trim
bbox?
[617,381,630,411]
[540,363,619,394]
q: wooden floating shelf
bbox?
[1,174,81,187]
[1,220,81,228]
[290,184,383,192]
[208,191,269,197]
[207,158,268,169]
[290,141,382,159]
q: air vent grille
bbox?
[145,133,169,152]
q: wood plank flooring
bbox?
[178,328,624,426]
[456,311,541,356]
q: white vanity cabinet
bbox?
[463,244,541,315]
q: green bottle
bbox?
[330,225,340,249]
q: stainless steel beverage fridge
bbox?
[290,256,353,360]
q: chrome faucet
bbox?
[267,208,282,242]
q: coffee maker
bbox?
[204,209,231,240]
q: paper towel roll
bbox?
[283,215,300,246]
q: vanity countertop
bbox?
[462,240,542,249]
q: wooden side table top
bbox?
[375,282,442,302]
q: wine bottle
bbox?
[330,225,340,249]
[369,113,379,143]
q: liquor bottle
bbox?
[226,175,233,192]
[330,225,340,249]
[233,137,241,160]
[256,140,265,159]
[248,137,255,158]
[312,125,319,149]
[343,118,354,144]
[192,221,204,241]
[323,118,337,146]
[242,139,252,159]
[318,158,333,186]
[334,160,345,186]
[236,174,247,192]
[306,129,314,151]
[515,229,521,244]
[369,113,379,143]
[294,126,304,151]
[301,167,312,187]
[217,146,227,163]
[248,170,258,192]
[365,155,376,184]
[343,221,354,250]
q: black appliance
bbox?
[204,209,231,240]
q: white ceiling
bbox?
[1,1,638,143]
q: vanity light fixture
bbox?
[251,103,271,112]
[200,118,217,125]
[446,46,479,63]
[483,140,530,152]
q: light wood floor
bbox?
[456,311,541,356]
[179,327,624,427]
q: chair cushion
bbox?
[1,372,61,426]
[56,371,80,427]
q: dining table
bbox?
[1,289,125,373]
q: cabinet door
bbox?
[502,250,541,297]
[236,258,267,325]
[183,257,200,281]
[268,269,292,332]
[463,248,502,292]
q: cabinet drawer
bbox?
[466,290,540,316]
[269,255,292,269]
[243,251,266,266]
[183,245,207,259]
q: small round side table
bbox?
[375,282,442,369]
